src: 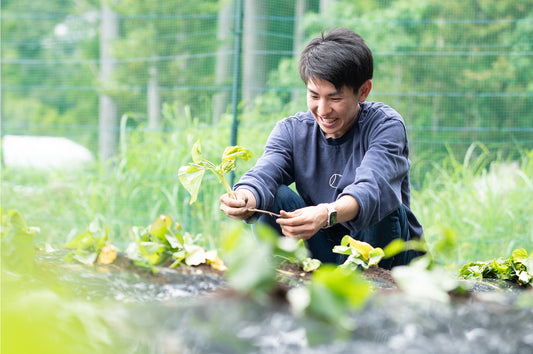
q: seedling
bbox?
[178,140,254,204]
[459,248,533,287]
[64,217,116,266]
[126,214,227,272]
[1,208,39,274]
[333,235,385,270]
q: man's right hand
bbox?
[219,188,257,220]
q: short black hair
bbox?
[299,28,373,92]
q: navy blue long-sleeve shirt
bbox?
[235,101,424,240]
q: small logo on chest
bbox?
[329,174,342,188]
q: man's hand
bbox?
[276,195,360,240]
[276,205,328,240]
[219,188,257,220]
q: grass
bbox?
[2,120,532,267]
[411,143,533,267]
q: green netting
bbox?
[1,0,532,252]
[3,1,532,160]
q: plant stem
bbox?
[220,176,235,198]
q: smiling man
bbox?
[220,28,424,269]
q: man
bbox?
[220,28,424,269]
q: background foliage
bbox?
[1,0,532,264]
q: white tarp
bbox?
[2,135,95,169]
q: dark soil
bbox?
[108,254,397,293]
[275,261,395,285]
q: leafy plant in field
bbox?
[275,237,321,272]
[126,214,226,273]
[287,264,372,330]
[220,223,371,330]
[64,217,117,265]
[333,236,385,270]
[219,223,318,301]
[1,208,39,274]
[459,248,533,287]
[178,140,254,203]
[332,235,465,303]
[392,255,466,303]
[332,235,427,270]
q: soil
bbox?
[276,261,394,282]
[108,254,396,290]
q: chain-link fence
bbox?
[2,0,532,243]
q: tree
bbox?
[241,0,268,109]
[212,0,235,124]
[98,2,119,162]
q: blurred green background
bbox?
[2,0,532,265]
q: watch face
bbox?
[329,211,337,226]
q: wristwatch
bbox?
[320,203,337,228]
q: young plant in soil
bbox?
[333,235,428,271]
[61,213,226,273]
[178,140,254,204]
[64,217,117,266]
[333,236,385,270]
[459,248,533,287]
[125,214,227,273]
[1,208,39,274]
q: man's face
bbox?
[306,78,362,139]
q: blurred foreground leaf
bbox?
[1,208,39,274]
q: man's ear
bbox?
[357,80,372,102]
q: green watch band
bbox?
[320,203,337,228]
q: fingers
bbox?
[277,205,327,240]
[219,190,256,220]
[220,193,246,208]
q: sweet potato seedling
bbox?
[178,140,254,204]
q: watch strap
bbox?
[319,203,337,228]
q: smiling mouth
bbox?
[319,115,337,125]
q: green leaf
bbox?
[307,265,372,325]
[191,139,203,164]
[165,232,182,250]
[73,250,98,265]
[138,241,170,266]
[518,271,531,285]
[178,141,254,203]
[221,145,254,173]
[511,248,529,265]
[149,214,172,240]
[184,245,207,266]
[219,224,277,301]
[383,239,405,258]
[64,219,110,266]
[1,210,37,274]
[341,255,367,270]
[332,245,352,255]
[339,235,352,247]
[368,248,385,266]
[302,258,321,272]
[393,256,458,303]
[178,164,205,204]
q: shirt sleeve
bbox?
[234,119,295,210]
[339,117,410,231]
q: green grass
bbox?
[411,143,533,267]
[2,120,532,267]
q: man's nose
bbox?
[317,100,331,116]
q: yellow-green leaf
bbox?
[345,236,373,260]
[221,145,254,174]
[178,164,205,204]
[149,214,172,240]
[384,238,406,258]
[191,140,203,164]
